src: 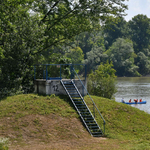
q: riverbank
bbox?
[0,94,150,150]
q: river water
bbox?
[114,77,150,114]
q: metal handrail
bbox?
[73,68,106,134]
[34,64,87,81]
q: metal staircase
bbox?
[61,79,103,137]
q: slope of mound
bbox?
[0,94,150,150]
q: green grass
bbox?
[0,94,150,149]
[0,94,77,118]
[85,95,150,149]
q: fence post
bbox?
[60,65,61,78]
[46,65,48,80]
[70,65,74,79]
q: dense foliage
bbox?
[0,0,127,99]
[106,38,140,77]
[1,0,150,99]
[88,61,117,99]
[76,15,150,77]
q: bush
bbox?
[88,61,117,99]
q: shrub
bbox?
[88,61,117,99]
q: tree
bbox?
[103,17,129,49]
[84,44,107,73]
[73,31,106,59]
[128,15,150,75]
[0,1,43,97]
[136,52,150,75]
[106,38,140,76]
[65,47,84,64]
[73,32,94,59]
[128,14,150,53]
[65,47,84,72]
[88,61,117,99]
[33,0,128,54]
[0,0,128,98]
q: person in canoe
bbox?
[129,99,131,103]
[134,99,138,103]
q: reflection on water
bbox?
[114,77,150,114]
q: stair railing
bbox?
[61,80,94,136]
[72,68,106,134]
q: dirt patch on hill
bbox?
[0,114,120,150]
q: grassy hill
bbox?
[0,94,150,150]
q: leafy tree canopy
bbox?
[65,46,84,72]
[65,47,84,64]
[103,17,128,49]
[32,0,128,54]
[128,14,150,53]
[136,52,150,75]
[0,0,128,98]
[84,44,107,73]
[106,38,140,77]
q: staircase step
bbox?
[90,128,101,131]
[84,117,94,119]
[79,109,90,112]
[74,103,84,106]
[82,115,93,118]
[75,104,85,106]
[66,88,76,90]
[71,95,81,98]
[65,86,74,89]
[78,109,89,113]
[82,114,92,118]
[85,120,95,123]
[66,86,75,88]
[73,99,83,101]
[87,123,99,127]
[64,83,74,87]
[64,84,75,86]
[70,93,79,96]
[62,81,72,84]
[73,102,84,105]
[92,131,102,135]
[84,118,94,121]
[92,132,103,137]
[76,105,87,108]
[88,126,99,129]
[77,106,88,108]
[72,98,82,100]
[80,112,90,115]
[68,91,79,95]
[63,84,73,87]
[73,100,83,102]
[77,107,88,110]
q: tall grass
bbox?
[85,95,150,149]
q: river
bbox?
[114,77,150,114]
